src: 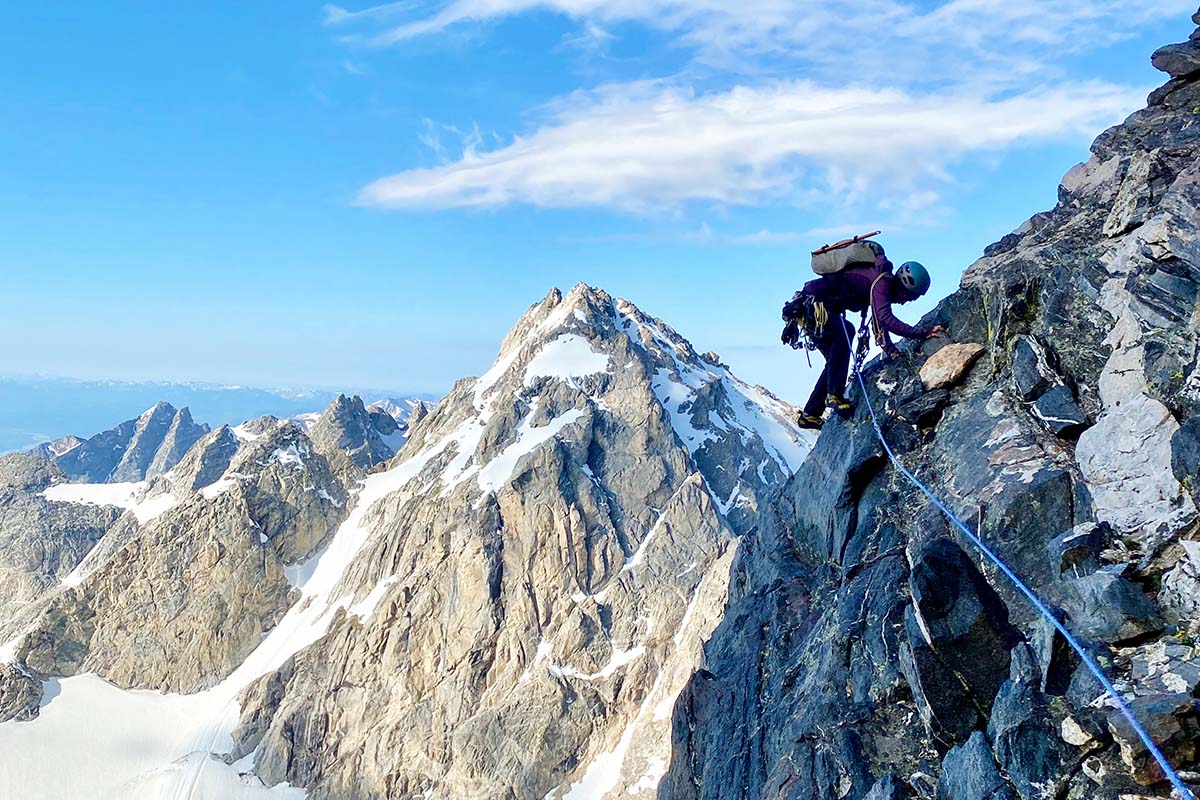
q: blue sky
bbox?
[0,2,1195,403]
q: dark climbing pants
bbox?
[803,316,855,417]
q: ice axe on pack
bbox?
[811,230,882,256]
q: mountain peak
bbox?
[139,401,177,418]
[414,283,810,534]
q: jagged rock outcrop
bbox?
[6,415,350,695]
[208,418,350,564]
[167,424,242,492]
[664,17,1200,800]
[54,402,209,483]
[150,417,350,559]
[310,394,401,480]
[17,487,295,692]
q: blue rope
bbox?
[840,324,1196,799]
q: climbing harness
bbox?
[840,324,1197,800]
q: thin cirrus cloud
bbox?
[355,79,1145,213]
[326,0,1186,215]
[325,0,1191,76]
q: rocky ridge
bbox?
[662,15,1200,800]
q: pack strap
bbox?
[866,273,888,349]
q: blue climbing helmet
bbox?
[896,261,931,297]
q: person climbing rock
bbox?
[782,240,945,430]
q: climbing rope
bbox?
[839,323,1197,800]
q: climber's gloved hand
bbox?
[925,325,947,339]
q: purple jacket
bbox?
[803,257,930,350]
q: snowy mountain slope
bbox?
[225,284,812,800]
[0,284,812,800]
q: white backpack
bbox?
[810,231,882,275]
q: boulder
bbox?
[987,646,1069,799]
[1171,417,1200,499]
[1162,540,1200,624]
[935,731,1016,800]
[1048,524,1104,578]
[920,343,987,390]
[1061,571,1163,645]
[1011,336,1057,402]
[1030,385,1088,437]
[863,774,910,800]
[1129,641,1200,698]
[1152,40,1200,79]
[900,539,1020,742]
[897,389,952,428]
[1107,694,1200,786]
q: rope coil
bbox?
[840,322,1197,800]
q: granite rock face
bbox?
[2,411,352,696]
[25,436,83,462]
[17,488,295,692]
[0,664,41,723]
[0,455,121,615]
[663,18,1200,800]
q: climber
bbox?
[782,244,945,430]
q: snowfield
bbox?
[43,482,179,525]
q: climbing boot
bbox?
[826,394,853,418]
[796,412,824,431]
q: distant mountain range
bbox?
[0,376,439,454]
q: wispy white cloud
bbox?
[329,0,1189,215]
[357,79,1144,213]
[327,0,1191,81]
